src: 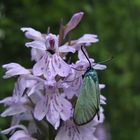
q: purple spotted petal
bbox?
[44,56,57,80]
[46,102,60,129]
[52,54,71,77]
[63,76,82,99]
[42,54,71,80]
[31,48,45,61]
[46,92,72,129]
[32,55,46,76]
[34,98,47,121]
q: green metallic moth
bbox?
[73,47,100,125]
[73,67,100,125]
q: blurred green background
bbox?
[0,0,140,140]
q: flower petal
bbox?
[93,64,107,70]
[32,56,46,76]
[0,97,13,105]
[77,34,99,44]
[78,47,90,61]
[100,95,106,105]
[44,57,57,80]
[46,93,72,129]
[34,99,47,120]
[1,105,27,117]
[55,120,97,140]
[52,54,71,77]
[9,130,37,140]
[58,95,72,120]
[63,76,82,99]
[21,27,43,41]
[46,103,60,129]
[9,130,29,140]
[64,12,84,38]
[59,45,76,53]
[45,33,59,51]
[99,84,106,89]
[31,48,45,61]
[1,125,28,134]
[25,41,46,50]
[2,63,30,79]
[44,55,67,79]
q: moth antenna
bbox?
[97,56,114,64]
[93,56,114,67]
[81,46,92,68]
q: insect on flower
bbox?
[73,46,100,125]
[73,46,112,125]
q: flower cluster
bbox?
[0,12,107,140]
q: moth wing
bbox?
[74,76,99,125]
